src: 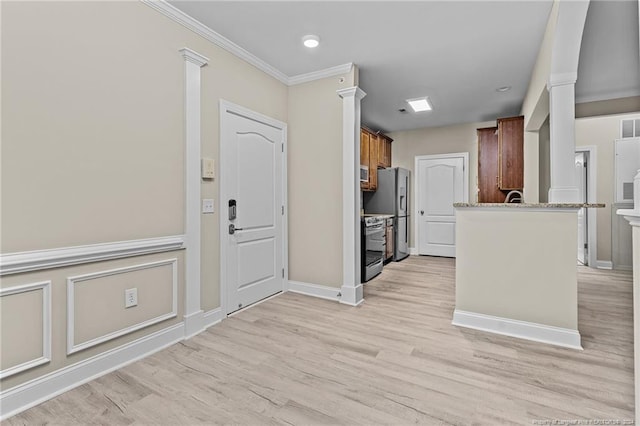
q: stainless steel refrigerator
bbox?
[363,167,410,261]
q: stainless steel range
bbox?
[361,216,385,282]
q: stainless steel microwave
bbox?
[360,165,369,182]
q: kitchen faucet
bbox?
[504,190,523,203]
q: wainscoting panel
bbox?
[0,281,52,379]
[67,259,178,354]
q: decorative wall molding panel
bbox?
[0,323,184,421]
[452,309,582,350]
[0,281,52,379]
[0,235,185,276]
[66,259,178,355]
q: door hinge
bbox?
[282,144,284,153]
[282,205,284,215]
[282,268,285,278]
[584,243,588,249]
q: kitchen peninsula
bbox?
[452,202,604,350]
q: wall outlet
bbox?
[202,198,214,214]
[125,288,138,308]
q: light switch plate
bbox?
[201,158,215,179]
[202,199,214,214]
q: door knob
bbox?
[420,210,424,215]
[229,224,244,235]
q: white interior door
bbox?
[222,104,285,314]
[575,152,587,265]
[417,155,466,257]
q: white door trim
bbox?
[575,145,598,268]
[414,152,469,255]
[180,47,209,339]
[218,100,288,317]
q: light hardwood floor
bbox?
[7,256,634,425]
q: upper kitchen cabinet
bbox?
[477,127,506,203]
[378,134,393,169]
[361,128,393,192]
[369,132,379,191]
[497,116,524,191]
[360,129,371,191]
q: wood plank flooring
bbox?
[6,256,634,425]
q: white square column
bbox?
[180,48,209,338]
[547,74,580,203]
[337,86,366,306]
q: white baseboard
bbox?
[616,265,633,272]
[203,308,223,329]
[0,323,185,421]
[452,309,582,350]
[409,247,419,255]
[339,283,364,306]
[288,280,341,302]
[596,260,613,270]
[183,310,204,339]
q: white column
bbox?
[180,48,209,338]
[337,86,366,306]
[617,170,640,425]
[547,73,579,203]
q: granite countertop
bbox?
[454,203,605,208]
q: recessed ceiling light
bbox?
[406,97,432,112]
[496,86,511,92]
[302,35,320,48]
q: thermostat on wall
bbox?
[202,158,215,179]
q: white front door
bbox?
[416,154,467,257]
[575,152,588,265]
[221,102,286,315]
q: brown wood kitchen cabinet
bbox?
[477,116,524,202]
[477,127,506,203]
[497,116,524,190]
[378,134,393,169]
[385,217,394,261]
[361,128,392,191]
[369,132,378,190]
[360,130,370,191]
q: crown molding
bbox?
[142,0,355,87]
[141,0,289,84]
[289,63,353,86]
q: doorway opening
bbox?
[575,146,597,267]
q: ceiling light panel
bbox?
[407,97,432,112]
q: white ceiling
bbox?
[576,0,640,104]
[168,1,638,133]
